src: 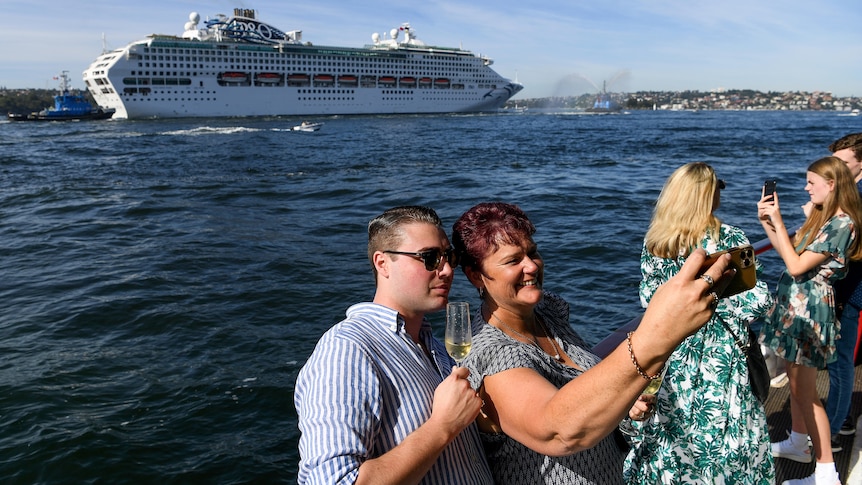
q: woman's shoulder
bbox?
[538,290,570,323]
[717,224,751,247]
[816,213,855,241]
[467,323,540,379]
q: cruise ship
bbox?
[83,8,523,119]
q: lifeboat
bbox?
[399,77,417,87]
[287,74,310,86]
[378,76,396,86]
[218,72,249,84]
[313,74,335,86]
[418,77,433,88]
[255,72,283,84]
[337,75,358,86]
[434,78,451,88]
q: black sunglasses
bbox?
[383,247,459,271]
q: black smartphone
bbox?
[763,179,777,197]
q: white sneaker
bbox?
[770,371,789,387]
[781,472,841,485]
[782,474,815,485]
[772,437,812,463]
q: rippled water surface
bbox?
[1,110,858,483]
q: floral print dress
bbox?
[760,213,855,369]
[623,224,775,484]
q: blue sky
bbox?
[2,0,859,98]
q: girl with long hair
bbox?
[758,156,862,485]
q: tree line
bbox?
[0,89,98,116]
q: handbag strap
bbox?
[717,318,751,353]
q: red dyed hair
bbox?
[452,202,536,273]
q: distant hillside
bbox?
[507,89,861,111]
[0,88,99,116]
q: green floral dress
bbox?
[760,214,855,369]
[623,224,775,484]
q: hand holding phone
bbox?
[699,245,757,297]
[763,179,777,198]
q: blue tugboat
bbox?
[585,80,622,113]
[8,71,115,121]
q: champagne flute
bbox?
[619,364,667,437]
[642,364,668,396]
[445,302,472,365]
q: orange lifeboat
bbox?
[219,72,248,83]
[338,75,358,86]
[255,72,283,84]
[287,74,310,86]
[313,74,335,86]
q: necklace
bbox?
[489,311,564,363]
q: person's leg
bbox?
[826,303,859,435]
[792,364,834,464]
[788,360,807,435]
[773,362,813,464]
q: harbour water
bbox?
[1,110,859,483]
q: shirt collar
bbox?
[346,302,430,334]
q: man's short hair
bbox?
[829,132,862,161]
[367,206,442,278]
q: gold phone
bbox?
[700,245,757,297]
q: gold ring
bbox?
[700,273,714,289]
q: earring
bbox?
[478,287,485,299]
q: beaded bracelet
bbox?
[626,331,662,381]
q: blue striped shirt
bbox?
[295,302,493,484]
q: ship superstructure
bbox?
[83,8,523,119]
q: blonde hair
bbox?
[795,156,862,260]
[644,162,722,259]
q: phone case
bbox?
[701,245,757,297]
[763,179,777,196]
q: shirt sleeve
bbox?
[806,215,855,260]
[295,335,380,485]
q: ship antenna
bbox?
[101,32,108,54]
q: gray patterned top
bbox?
[464,291,626,484]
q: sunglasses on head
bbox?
[383,247,459,271]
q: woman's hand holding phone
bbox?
[759,179,783,232]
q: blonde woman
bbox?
[624,162,774,484]
[759,156,862,485]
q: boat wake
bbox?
[159,126,263,136]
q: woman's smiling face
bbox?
[479,239,544,313]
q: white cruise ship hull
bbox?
[83,9,522,119]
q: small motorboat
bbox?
[291,121,323,132]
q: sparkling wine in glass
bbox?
[619,364,667,437]
[642,364,668,396]
[445,302,472,365]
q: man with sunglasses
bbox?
[295,206,492,484]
